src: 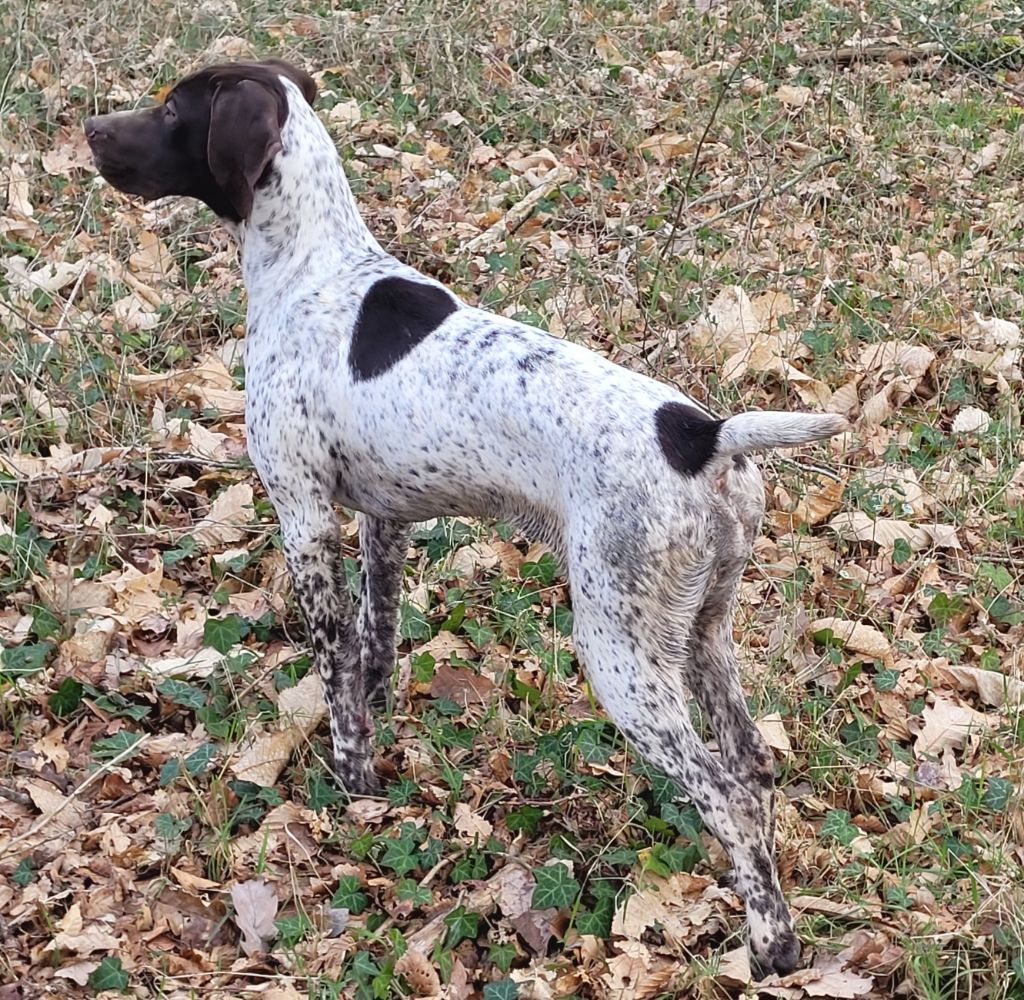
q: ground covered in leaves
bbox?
[2,0,1024,997]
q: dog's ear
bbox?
[207,79,282,220]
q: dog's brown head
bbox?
[84,59,317,222]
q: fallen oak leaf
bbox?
[230,879,278,957]
[828,511,960,551]
[912,695,998,755]
[933,663,1024,709]
[193,482,254,548]
[231,670,326,786]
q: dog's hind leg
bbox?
[356,514,409,707]
[568,529,799,976]
[685,549,779,845]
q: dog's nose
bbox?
[83,117,104,141]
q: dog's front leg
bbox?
[279,499,377,794]
[356,514,409,707]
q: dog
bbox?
[85,59,848,975]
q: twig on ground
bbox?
[462,164,575,253]
[662,152,847,247]
[799,44,943,66]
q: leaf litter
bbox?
[2,0,1024,997]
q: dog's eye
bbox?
[163,102,177,121]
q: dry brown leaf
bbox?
[129,230,180,284]
[59,616,117,668]
[6,160,34,218]
[611,872,719,950]
[756,712,793,757]
[689,285,762,358]
[828,511,956,552]
[807,617,893,664]
[595,32,627,64]
[716,944,753,985]
[41,129,95,175]
[146,646,225,679]
[721,335,814,384]
[968,312,1021,350]
[22,779,87,834]
[230,879,278,956]
[193,482,254,548]
[951,406,990,433]
[0,445,126,480]
[497,865,535,919]
[453,801,494,842]
[232,670,326,786]
[505,149,560,174]
[792,477,845,527]
[798,955,876,997]
[430,663,495,706]
[936,664,1024,709]
[914,696,998,754]
[638,132,694,162]
[22,384,71,438]
[776,84,812,109]
[50,924,121,957]
[394,949,441,996]
[112,291,160,331]
[858,341,935,379]
[750,290,796,330]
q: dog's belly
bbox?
[330,445,560,536]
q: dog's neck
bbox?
[236,80,383,292]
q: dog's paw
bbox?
[332,750,380,797]
[749,924,801,979]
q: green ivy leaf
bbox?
[380,836,420,876]
[488,940,518,973]
[451,851,488,882]
[483,981,519,1000]
[13,857,34,887]
[444,905,481,946]
[331,875,369,915]
[821,809,861,846]
[30,603,62,640]
[982,776,1014,812]
[532,863,580,909]
[575,724,613,764]
[0,640,54,676]
[49,677,84,716]
[399,600,432,640]
[156,678,207,709]
[203,613,248,654]
[162,534,198,566]
[575,904,613,937]
[184,742,217,775]
[88,956,129,991]
[91,731,144,762]
[520,551,559,586]
[463,619,496,648]
[159,758,181,787]
[505,805,544,834]
[154,812,190,842]
[396,879,433,906]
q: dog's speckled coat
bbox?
[84,61,850,975]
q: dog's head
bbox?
[84,59,317,222]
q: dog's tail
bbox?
[715,411,850,458]
[655,404,849,477]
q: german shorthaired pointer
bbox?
[85,59,848,976]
